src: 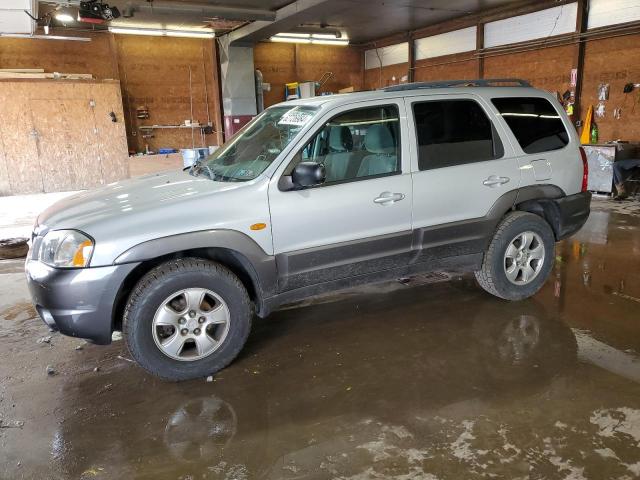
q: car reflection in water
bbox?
[52,283,578,479]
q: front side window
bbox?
[191,105,319,182]
[286,105,401,184]
[492,97,569,154]
[413,99,503,171]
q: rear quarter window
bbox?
[492,97,569,155]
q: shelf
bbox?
[138,124,207,130]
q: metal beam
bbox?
[118,1,276,22]
[226,0,330,45]
[572,0,589,124]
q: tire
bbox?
[475,211,555,301]
[123,258,252,381]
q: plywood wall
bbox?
[114,35,222,153]
[0,80,129,195]
[580,33,640,142]
[0,33,224,155]
[0,31,118,80]
[254,42,364,107]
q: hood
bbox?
[35,170,273,266]
[38,170,237,231]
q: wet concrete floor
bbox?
[1,198,640,479]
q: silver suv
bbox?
[26,79,591,380]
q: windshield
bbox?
[190,105,319,182]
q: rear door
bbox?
[490,95,580,196]
[405,93,521,261]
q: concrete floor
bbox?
[1,198,640,479]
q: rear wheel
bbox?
[475,212,555,301]
[123,258,252,381]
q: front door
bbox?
[268,100,413,292]
[405,94,522,261]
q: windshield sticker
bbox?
[278,109,314,127]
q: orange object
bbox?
[72,240,93,266]
[250,223,267,231]
[580,105,593,144]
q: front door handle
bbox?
[483,175,510,187]
[374,191,405,205]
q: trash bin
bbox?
[181,148,210,168]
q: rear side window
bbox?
[413,100,503,171]
[492,97,569,154]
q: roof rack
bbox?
[382,78,531,92]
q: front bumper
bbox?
[25,260,139,344]
[553,191,592,240]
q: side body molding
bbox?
[114,229,279,305]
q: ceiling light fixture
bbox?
[55,13,75,23]
[0,33,91,42]
[270,35,312,44]
[275,32,311,38]
[310,38,349,46]
[271,32,348,45]
[311,33,340,39]
[108,27,214,38]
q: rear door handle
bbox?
[374,191,405,205]
[483,175,510,187]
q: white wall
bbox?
[588,0,640,29]
[415,27,477,60]
[484,3,578,48]
[365,42,409,70]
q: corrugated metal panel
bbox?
[588,0,640,29]
[484,3,578,48]
[365,42,409,70]
[415,27,477,60]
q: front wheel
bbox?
[475,212,555,301]
[123,258,252,381]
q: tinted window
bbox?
[413,100,502,171]
[286,105,401,184]
[492,97,569,154]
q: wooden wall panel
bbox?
[363,63,409,91]
[0,134,11,196]
[115,36,221,153]
[0,80,128,195]
[0,83,44,194]
[483,44,575,93]
[580,33,640,142]
[0,32,118,80]
[254,42,364,107]
[90,82,130,183]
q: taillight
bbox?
[579,147,589,192]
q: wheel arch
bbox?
[513,185,566,240]
[111,230,277,332]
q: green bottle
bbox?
[591,123,598,144]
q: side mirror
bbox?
[291,162,326,188]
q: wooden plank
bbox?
[0,68,45,73]
[0,72,51,79]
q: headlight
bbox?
[39,230,94,268]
